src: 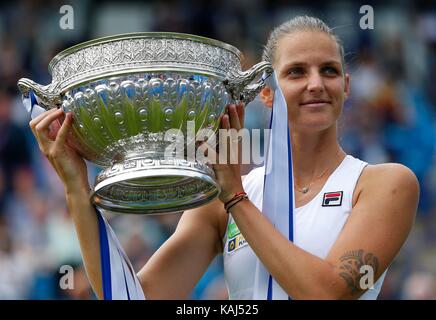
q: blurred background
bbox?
[0,0,435,299]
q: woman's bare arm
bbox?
[30,109,104,298]
[137,199,227,299]
[65,186,104,298]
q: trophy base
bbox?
[92,158,220,214]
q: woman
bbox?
[29,16,419,299]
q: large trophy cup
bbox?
[18,32,272,214]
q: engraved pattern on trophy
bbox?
[50,37,241,91]
[98,159,215,181]
[103,178,211,206]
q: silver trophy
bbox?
[18,32,273,214]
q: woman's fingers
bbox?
[221,113,230,130]
[236,103,245,128]
[54,112,73,147]
[228,104,241,130]
[34,108,64,142]
[29,108,58,136]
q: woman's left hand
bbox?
[209,102,246,203]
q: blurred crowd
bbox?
[0,0,435,299]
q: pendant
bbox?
[301,187,309,194]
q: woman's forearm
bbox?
[230,199,343,299]
[65,186,103,299]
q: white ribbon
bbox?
[253,72,295,300]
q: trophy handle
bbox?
[17,78,62,110]
[223,61,273,105]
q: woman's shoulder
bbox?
[353,162,420,207]
[362,163,419,187]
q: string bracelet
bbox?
[224,191,248,213]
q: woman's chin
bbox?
[291,119,336,133]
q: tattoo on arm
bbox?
[337,249,379,295]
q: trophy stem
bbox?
[92,157,220,214]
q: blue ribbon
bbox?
[97,209,112,300]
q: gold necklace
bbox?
[295,149,342,194]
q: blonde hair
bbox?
[262,16,345,69]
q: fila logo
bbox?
[322,191,343,207]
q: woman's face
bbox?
[267,31,349,133]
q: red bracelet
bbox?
[224,191,247,207]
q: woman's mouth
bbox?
[299,100,332,107]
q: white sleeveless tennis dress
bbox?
[222,155,387,299]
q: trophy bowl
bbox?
[18,32,272,214]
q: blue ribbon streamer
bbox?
[97,209,112,300]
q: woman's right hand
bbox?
[29,108,90,193]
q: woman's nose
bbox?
[306,72,325,94]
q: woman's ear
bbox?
[259,86,274,109]
[344,73,350,100]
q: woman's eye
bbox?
[287,67,304,77]
[322,66,339,75]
